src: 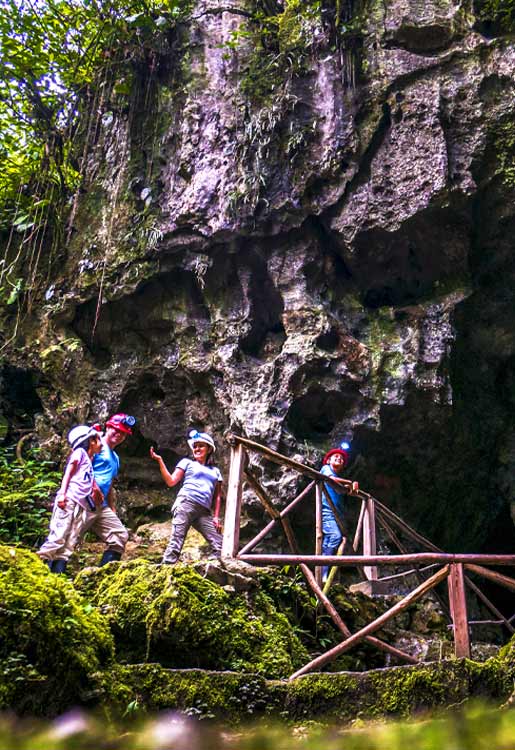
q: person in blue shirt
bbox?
[62,413,134,567]
[89,413,135,565]
[150,429,223,564]
[320,447,358,581]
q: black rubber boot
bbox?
[99,550,122,566]
[52,559,67,574]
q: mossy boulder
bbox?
[0,545,114,715]
[74,560,309,678]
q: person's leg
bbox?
[51,506,96,573]
[194,509,222,557]
[89,507,129,565]
[162,499,196,564]
[37,504,76,564]
[322,509,343,581]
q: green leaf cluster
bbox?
[0,445,60,546]
[0,0,192,238]
[478,0,515,31]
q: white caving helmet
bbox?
[68,425,99,451]
[187,429,216,453]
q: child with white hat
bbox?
[37,425,102,573]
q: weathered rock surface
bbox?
[1,0,515,560]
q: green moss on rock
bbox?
[0,545,114,715]
[95,664,278,722]
[75,560,308,678]
[282,659,512,722]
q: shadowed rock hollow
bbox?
[1,0,515,557]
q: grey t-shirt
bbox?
[176,458,222,509]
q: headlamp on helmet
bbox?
[106,413,136,435]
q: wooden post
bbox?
[315,482,323,587]
[448,563,470,659]
[353,500,366,552]
[221,443,246,558]
[363,496,377,580]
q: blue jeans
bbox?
[322,507,343,580]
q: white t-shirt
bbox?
[64,448,94,510]
[176,458,222,509]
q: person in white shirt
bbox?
[150,429,223,564]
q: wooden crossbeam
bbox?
[464,564,515,593]
[238,481,315,555]
[377,510,451,620]
[299,561,418,666]
[464,574,515,635]
[244,469,299,553]
[239,553,515,566]
[290,565,450,679]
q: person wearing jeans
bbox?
[320,447,358,581]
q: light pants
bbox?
[39,503,128,562]
[163,497,222,564]
[38,502,81,561]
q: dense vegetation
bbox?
[0,446,59,546]
[0,0,192,312]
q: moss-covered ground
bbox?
[74,559,308,678]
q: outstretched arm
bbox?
[150,447,185,488]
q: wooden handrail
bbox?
[238,553,515,566]
[224,435,514,674]
[229,434,359,496]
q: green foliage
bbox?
[237,0,323,104]
[0,445,60,546]
[0,544,114,715]
[0,0,192,311]
[479,0,515,31]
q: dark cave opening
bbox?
[286,387,358,442]
[0,365,45,441]
[71,269,210,367]
[352,207,471,309]
[240,254,286,359]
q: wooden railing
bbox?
[221,434,515,679]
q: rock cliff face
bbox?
[2,0,515,552]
